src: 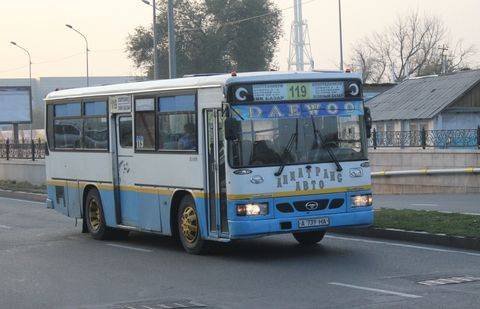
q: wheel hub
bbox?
[181,206,198,243]
[88,199,101,232]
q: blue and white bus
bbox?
[45,71,373,254]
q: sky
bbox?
[1,0,479,79]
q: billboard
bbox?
[0,86,32,124]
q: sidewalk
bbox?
[374,194,480,215]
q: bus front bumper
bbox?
[228,210,373,239]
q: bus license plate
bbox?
[298,217,330,228]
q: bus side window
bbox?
[53,102,82,150]
[83,101,108,150]
[134,98,156,150]
[157,95,197,151]
[119,116,133,148]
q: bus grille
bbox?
[276,198,345,213]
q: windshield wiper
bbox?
[229,106,244,120]
[274,119,298,177]
[311,116,343,172]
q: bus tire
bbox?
[292,230,326,246]
[85,189,112,240]
[177,195,207,254]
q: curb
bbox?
[331,227,480,251]
[0,189,47,203]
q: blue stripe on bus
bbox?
[47,185,373,239]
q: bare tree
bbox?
[350,11,476,83]
[351,38,387,83]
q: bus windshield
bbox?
[228,101,367,168]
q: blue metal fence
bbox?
[370,128,480,149]
[0,140,46,161]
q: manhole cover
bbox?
[418,276,480,286]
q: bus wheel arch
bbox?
[82,185,99,233]
[170,190,193,239]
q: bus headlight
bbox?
[351,194,373,207]
[236,203,269,216]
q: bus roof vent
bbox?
[183,73,225,78]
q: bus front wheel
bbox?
[292,231,326,246]
[177,195,207,254]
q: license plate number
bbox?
[298,217,330,228]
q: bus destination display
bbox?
[232,81,345,103]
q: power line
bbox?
[33,52,84,65]
[2,1,318,74]
[181,0,318,31]
[90,49,124,53]
[0,64,29,74]
[224,0,318,26]
[0,49,125,73]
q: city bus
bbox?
[45,71,373,254]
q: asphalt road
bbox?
[2,196,480,309]
[374,194,480,214]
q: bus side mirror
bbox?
[364,107,372,138]
[225,118,241,141]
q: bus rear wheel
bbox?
[84,189,130,240]
[292,231,326,246]
[177,195,207,254]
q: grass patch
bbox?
[375,208,480,238]
[0,180,46,194]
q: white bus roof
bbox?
[45,71,362,101]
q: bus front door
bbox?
[204,109,229,238]
[114,115,137,226]
[113,114,162,231]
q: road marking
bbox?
[0,224,12,229]
[418,276,480,286]
[0,196,45,205]
[110,300,206,309]
[410,203,439,207]
[106,243,153,253]
[329,282,422,299]
[187,301,207,307]
[326,235,480,257]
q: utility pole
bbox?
[338,0,344,71]
[167,0,177,78]
[152,0,160,79]
[288,0,314,71]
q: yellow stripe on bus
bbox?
[47,180,370,200]
[47,180,205,197]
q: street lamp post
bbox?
[338,0,344,71]
[65,24,90,87]
[140,0,176,79]
[141,0,160,80]
[10,41,33,142]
